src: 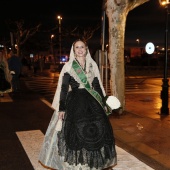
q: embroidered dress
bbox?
[0,62,12,94]
[39,45,117,170]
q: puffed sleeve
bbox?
[59,72,70,111]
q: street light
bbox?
[159,0,170,115]
[136,39,140,44]
[57,15,62,62]
[51,34,55,64]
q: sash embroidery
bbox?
[72,60,110,116]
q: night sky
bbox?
[125,0,165,48]
[0,0,167,50]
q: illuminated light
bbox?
[15,44,18,49]
[57,16,62,20]
[159,0,170,5]
[51,34,54,39]
[61,58,66,62]
[145,42,155,54]
[136,39,140,43]
[57,15,62,24]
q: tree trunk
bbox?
[105,0,149,112]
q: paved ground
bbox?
[0,69,170,170]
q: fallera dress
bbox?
[39,46,117,170]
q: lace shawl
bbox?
[51,44,106,112]
[0,54,12,83]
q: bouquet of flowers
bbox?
[105,96,121,115]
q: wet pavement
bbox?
[110,91,170,170]
[0,69,170,170]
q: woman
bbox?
[0,50,12,97]
[39,40,117,170]
[7,50,22,93]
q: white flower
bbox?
[106,96,121,110]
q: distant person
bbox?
[7,50,22,93]
[39,55,44,72]
[39,39,117,170]
[31,58,39,75]
[0,50,12,97]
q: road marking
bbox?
[16,130,154,170]
[16,130,46,170]
[40,98,52,108]
[114,147,154,170]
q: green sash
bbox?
[72,60,110,116]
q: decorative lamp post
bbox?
[159,0,170,115]
[57,15,62,62]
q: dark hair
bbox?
[72,39,87,47]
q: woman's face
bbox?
[74,41,87,58]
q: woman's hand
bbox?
[58,111,65,120]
